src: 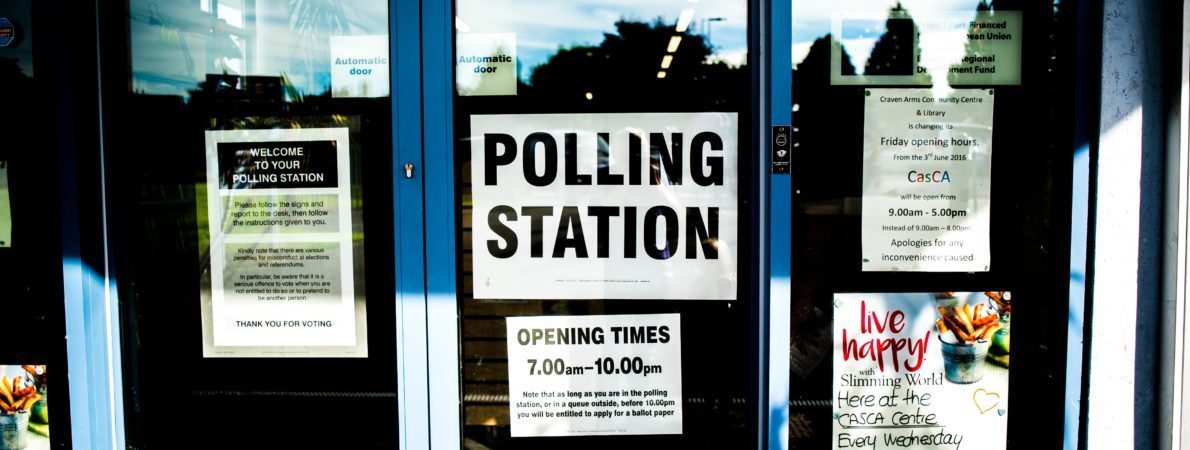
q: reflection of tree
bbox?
[792,34,860,175]
[513,20,746,111]
[0,57,32,94]
[790,34,860,201]
[788,34,864,312]
[864,3,931,83]
[788,37,863,448]
[794,35,853,98]
[946,0,993,85]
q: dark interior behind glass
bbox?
[787,1,1077,447]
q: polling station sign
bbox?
[470,113,738,300]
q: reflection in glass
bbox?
[130,0,387,99]
[794,0,1025,88]
[794,0,981,64]
[457,0,748,85]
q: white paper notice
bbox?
[0,161,10,248]
[456,33,517,96]
[201,128,366,358]
[862,89,993,272]
[470,113,738,300]
[330,35,390,98]
[506,314,683,437]
[833,292,1011,450]
[831,10,1022,86]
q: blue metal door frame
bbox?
[418,0,463,446]
[391,0,433,447]
[767,0,792,447]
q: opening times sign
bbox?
[506,314,683,437]
[861,89,994,272]
[202,128,365,358]
[470,113,739,300]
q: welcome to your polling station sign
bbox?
[471,113,739,300]
[200,127,367,358]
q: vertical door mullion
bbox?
[751,0,776,446]
[422,0,463,446]
[393,0,431,447]
[766,0,792,446]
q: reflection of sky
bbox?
[839,19,885,73]
[791,0,982,64]
[457,0,749,81]
[130,0,747,97]
[0,0,34,76]
[129,0,387,98]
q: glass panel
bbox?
[787,0,1072,448]
[129,0,389,100]
[453,0,755,447]
[111,1,397,447]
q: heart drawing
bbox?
[972,389,1001,415]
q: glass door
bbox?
[440,0,763,447]
[779,0,1081,448]
[103,1,404,448]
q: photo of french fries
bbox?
[0,365,49,449]
[20,366,42,383]
[935,303,1001,344]
[984,291,1011,318]
[0,375,40,415]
